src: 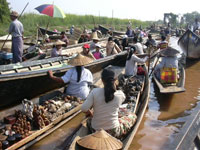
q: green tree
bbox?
[0,0,10,23]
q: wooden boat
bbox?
[152,57,186,93]
[178,29,200,59]
[99,25,126,36]
[0,49,127,108]
[169,102,200,150]
[0,63,106,150]
[69,65,150,150]
[38,27,61,36]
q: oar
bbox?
[1,2,29,51]
[149,54,160,77]
[61,117,88,150]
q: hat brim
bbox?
[160,47,180,57]
[68,53,94,66]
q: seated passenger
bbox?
[92,44,104,59]
[154,47,179,81]
[81,68,137,139]
[48,54,93,99]
[125,46,148,76]
[157,35,168,50]
[90,32,99,50]
[106,37,122,56]
[60,31,69,47]
[51,40,65,57]
[132,37,144,54]
[80,44,96,60]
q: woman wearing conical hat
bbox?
[51,40,66,57]
[81,68,137,139]
[89,31,99,50]
[48,54,93,99]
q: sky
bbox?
[6,0,200,21]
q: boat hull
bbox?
[0,52,127,108]
[178,29,200,59]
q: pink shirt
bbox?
[93,52,101,59]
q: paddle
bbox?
[148,53,160,77]
[61,117,88,150]
[1,2,29,51]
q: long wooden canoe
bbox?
[69,65,150,150]
[0,50,127,108]
[98,25,126,36]
[178,29,200,59]
[152,57,186,94]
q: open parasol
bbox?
[35,4,66,18]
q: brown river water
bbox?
[30,37,200,150]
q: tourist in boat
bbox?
[125,46,148,76]
[145,34,157,48]
[192,18,200,32]
[9,11,24,63]
[157,35,168,50]
[92,44,104,59]
[48,54,93,99]
[51,40,65,57]
[81,68,137,139]
[106,37,122,56]
[90,31,99,50]
[80,44,96,60]
[122,35,129,50]
[60,31,69,47]
[154,47,179,80]
[132,37,144,54]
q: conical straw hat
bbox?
[77,129,123,150]
[91,31,99,41]
[54,40,65,46]
[160,46,180,57]
[68,53,94,66]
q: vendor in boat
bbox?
[154,47,179,80]
[90,31,99,50]
[48,53,93,99]
[125,46,148,76]
[81,44,96,60]
[106,37,122,56]
[81,68,137,139]
[132,37,144,54]
[51,40,65,57]
[92,44,104,59]
[60,31,69,47]
[157,35,168,50]
[9,11,24,63]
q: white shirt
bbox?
[61,67,93,99]
[155,56,178,70]
[81,88,125,130]
[133,43,144,54]
[125,54,147,76]
[9,19,24,37]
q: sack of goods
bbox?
[160,67,178,84]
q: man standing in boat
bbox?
[9,11,24,63]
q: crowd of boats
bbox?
[0,24,199,149]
